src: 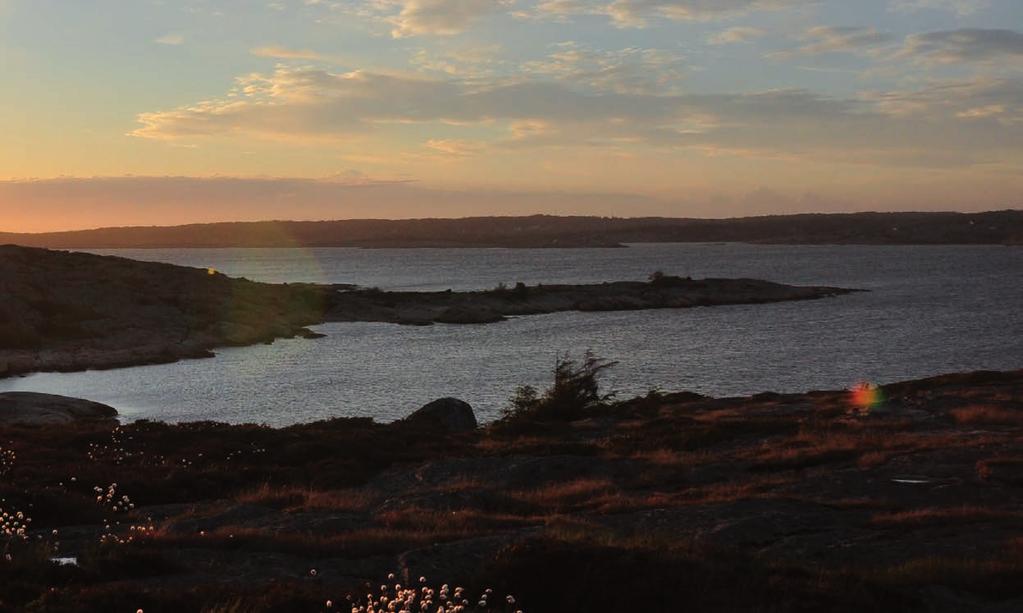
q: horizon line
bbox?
[2,209,1022,237]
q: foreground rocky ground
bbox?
[1,367,1021,612]
[0,245,854,376]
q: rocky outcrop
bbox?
[0,245,333,377]
[325,276,859,327]
[0,392,117,425]
[403,397,478,433]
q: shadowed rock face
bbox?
[0,392,117,425]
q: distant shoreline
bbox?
[2,210,1021,249]
[77,241,1023,250]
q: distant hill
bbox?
[2,211,1022,248]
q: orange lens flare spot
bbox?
[850,382,884,412]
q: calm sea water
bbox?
[2,244,1021,425]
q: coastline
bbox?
[0,245,858,378]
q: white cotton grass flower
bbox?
[346,572,518,613]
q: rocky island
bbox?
[0,245,856,377]
[0,364,1021,611]
[325,275,854,326]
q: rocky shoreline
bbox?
[0,245,332,378]
[0,245,857,377]
[0,368,1021,611]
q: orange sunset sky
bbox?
[1,0,1021,232]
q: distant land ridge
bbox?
[1,210,1022,248]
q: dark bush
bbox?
[502,352,617,421]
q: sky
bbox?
[1,0,1021,231]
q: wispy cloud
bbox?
[897,28,1023,64]
[251,45,326,61]
[390,0,511,37]
[154,33,185,45]
[785,25,892,55]
[251,45,348,64]
[129,63,1023,169]
[410,45,504,77]
[520,42,688,94]
[890,0,988,16]
[708,26,766,45]
[864,76,1023,124]
[535,0,807,28]
[424,138,486,156]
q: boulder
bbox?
[0,392,118,426]
[404,397,477,433]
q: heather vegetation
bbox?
[0,364,1021,611]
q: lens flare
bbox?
[850,382,884,413]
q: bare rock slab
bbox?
[0,392,118,425]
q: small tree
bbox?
[503,351,618,421]
[506,384,540,416]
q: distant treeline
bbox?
[2,211,1022,248]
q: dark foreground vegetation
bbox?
[2,210,1022,249]
[2,361,1022,612]
[0,245,853,376]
